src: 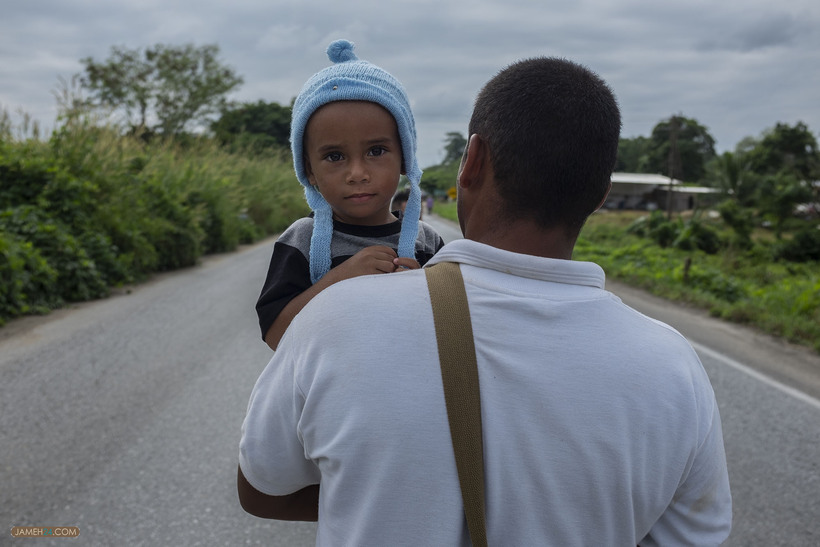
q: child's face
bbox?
[304,101,403,226]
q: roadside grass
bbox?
[578,210,819,354]
[433,201,458,223]
[0,118,309,325]
[432,201,820,354]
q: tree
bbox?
[419,132,466,195]
[707,151,760,206]
[756,172,814,238]
[80,43,243,135]
[717,199,754,250]
[615,136,651,173]
[419,162,459,196]
[440,131,467,165]
[746,122,819,181]
[211,100,292,153]
[645,115,716,183]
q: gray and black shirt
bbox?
[256,212,444,340]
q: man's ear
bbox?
[457,134,488,190]
[594,181,613,212]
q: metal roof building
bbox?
[606,172,720,211]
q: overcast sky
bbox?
[2,0,818,169]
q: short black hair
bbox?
[390,188,410,208]
[468,57,621,234]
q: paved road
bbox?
[0,242,318,546]
[1,214,818,546]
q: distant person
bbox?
[255,39,443,350]
[239,55,731,545]
[426,194,435,214]
[392,188,422,219]
[392,189,410,214]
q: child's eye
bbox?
[368,146,387,157]
[324,152,344,162]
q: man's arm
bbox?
[237,466,319,521]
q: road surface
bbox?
[1,214,818,545]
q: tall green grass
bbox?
[0,113,308,324]
[433,201,457,222]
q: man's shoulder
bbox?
[310,269,427,312]
[287,269,431,354]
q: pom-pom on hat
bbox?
[291,39,423,283]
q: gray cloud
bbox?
[2,0,819,168]
[697,12,812,52]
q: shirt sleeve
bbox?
[238,334,321,495]
[640,397,733,545]
[255,241,311,340]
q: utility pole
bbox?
[666,115,681,220]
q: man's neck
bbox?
[459,192,576,260]
[466,218,576,260]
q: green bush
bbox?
[0,114,309,325]
[0,231,59,322]
[0,151,52,209]
[628,211,677,247]
[673,219,721,254]
[717,200,754,250]
[628,211,721,254]
[650,221,678,248]
[0,206,109,302]
[143,217,201,271]
[186,189,239,253]
[78,230,128,285]
[774,226,820,262]
[679,262,746,303]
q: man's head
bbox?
[465,57,621,236]
[290,39,422,283]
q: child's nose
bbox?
[346,158,369,183]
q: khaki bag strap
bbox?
[425,262,488,547]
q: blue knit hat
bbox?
[291,39,423,283]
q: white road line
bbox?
[693,342,820,412]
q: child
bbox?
[392,189,410,215]
[256,39,444,350]
[391,188,422,219]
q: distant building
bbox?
[605,172,720,211]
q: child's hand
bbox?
[392,257,420,271]
[331,246,400,281]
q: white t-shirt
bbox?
[240,239,731,546]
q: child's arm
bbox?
[263,245,417,350]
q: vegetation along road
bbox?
[0,215,818,546]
